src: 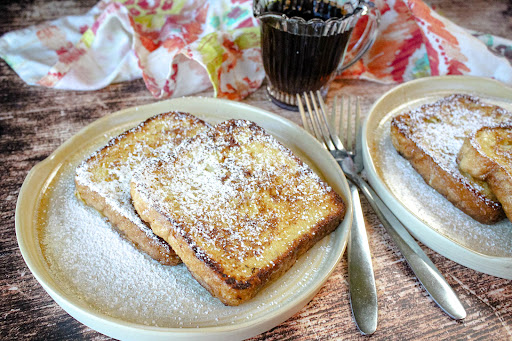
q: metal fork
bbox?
[297,91,467,322]
[299,93,378,334]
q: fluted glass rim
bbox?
[253,0,365,26]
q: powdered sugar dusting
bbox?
[133,120,342,276]
[40,142,337,328]
[376,95,512,257]
[75,112,210,249]
[392,94,512,195]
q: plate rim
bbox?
[361,75,512,280]
[15,97,353,340]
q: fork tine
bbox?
[355,97,361,145]
[331,96,338,133]
[339,96,344,145]
[354,97,364,167]
[298,93,325,147]
[304,93,326,145]
[309,92,335,150]
[315,91,344,150]
[296,94,312,134]
[346,96,353,152]
[331,96,340,144]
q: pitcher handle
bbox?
[339,1,381,72]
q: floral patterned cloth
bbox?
[0,0,262,100]
[342,0,512,84]
[0,0,511,100]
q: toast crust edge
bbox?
[458,124,512,222]
[130,120,346,305]
[81,111,209,167]
[76,181,181,265]
[390,123,504,224]
[131,181,344,305]
[75,111,210,266]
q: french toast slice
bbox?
[390,94,511,224]
[458,124,512,222]
[75,111,211,265]
[131,119,346,305]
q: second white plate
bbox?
[362,76,512,279]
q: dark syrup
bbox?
[261,1,353,94]
[269,0,348,20]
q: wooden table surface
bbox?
[1,1,511,340]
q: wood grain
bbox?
[1,1,511,340]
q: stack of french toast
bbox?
[75,111,346,306]
[391,94,512,224]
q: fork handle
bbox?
[348,183,378,335]
[353,177,467,320]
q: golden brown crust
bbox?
[390,95,510,224]
[75,111,210,265]
[458,124,512,222]
[391,124,504,224]
[76,181,181,265]
[131,119,345,305]
[489,168,512,222]
[84,111,209,168]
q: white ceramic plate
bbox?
[362,76,512,279]
[15,97,352,341]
